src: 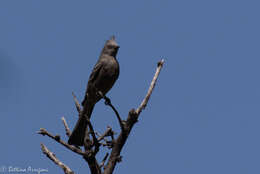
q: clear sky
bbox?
[0,0,260,174]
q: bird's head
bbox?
[102,36,120,57]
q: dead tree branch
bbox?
[103,59,164,174]
[100,153,109,169]
[41,143,74,174]
[83,156,101,174]
[97,126,113,142]
[72,92,81,113]
[103,96,124,131]
[136,59,165,115]
[38,128,85,156]
[61,117,71,137]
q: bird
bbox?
[68,36,120,146]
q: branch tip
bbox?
[40,143,74,174]
[136,59,164,115]
[72,92,81,113]
[157,59,165,67]
[61,117,71,137]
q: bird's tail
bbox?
[68,104,94,146]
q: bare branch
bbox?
[40,143,74,174]
[61,117,71,137]
[136,59,164,115]
[96,127,115,149]
[72,92,81,113]
[37,128,85,156]
[38,127,101,174]
[104,59,165,174]
[102,95,124,131]
[100,153,109,169]
[86,118,100,155]
[97,126,113,142]
[83,156,102,174]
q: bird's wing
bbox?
[82,61,103,106]
[88,61,103,83]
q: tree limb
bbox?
[104,96,125,131]
[83,156,101,174]
[136,59,164,115]
[99,92,124,131]
[86,118,100,155]
[100,152,109,169]
[37,128,85,156]
[72,92,81,113]
[38,127,101,174]
[40,143,74,174]
[97,126,113,142]
[61,117,71,137]
[104,59,164,174]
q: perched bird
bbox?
[68,36,120,146]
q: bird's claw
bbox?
[97,90,111,105]
[104,96,111,105]
[98,91,104,98]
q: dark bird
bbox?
[68,36,120,146]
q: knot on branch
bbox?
[54,135,61,141]
[83,151,95,159]
[128,109,138,124]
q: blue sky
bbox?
[0,0,260,174]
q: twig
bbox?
[38,126,101,174]
[40,143,74,174]
[72,92,81,113]
[96,131,113,149]
[100,153,109,168]
[86,118,100,154]
[37,128,86,156]
[61,117,71,137]
[102,95,124,131]
[135,59,164,115]
[97,127,113,142]
[98,127,115,149]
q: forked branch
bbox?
[39,59,164,174]
[103,59,164,174]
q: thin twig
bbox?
[103,95,124,131]
[72,92,81,113]
[41,143,74,174]
[100,153,109,168]
[135,59,164,115]
[86,118,100,154]
[97,127,113,142]
[96,131,113,149]
[61,117,71,137]
[38,128,86,156]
